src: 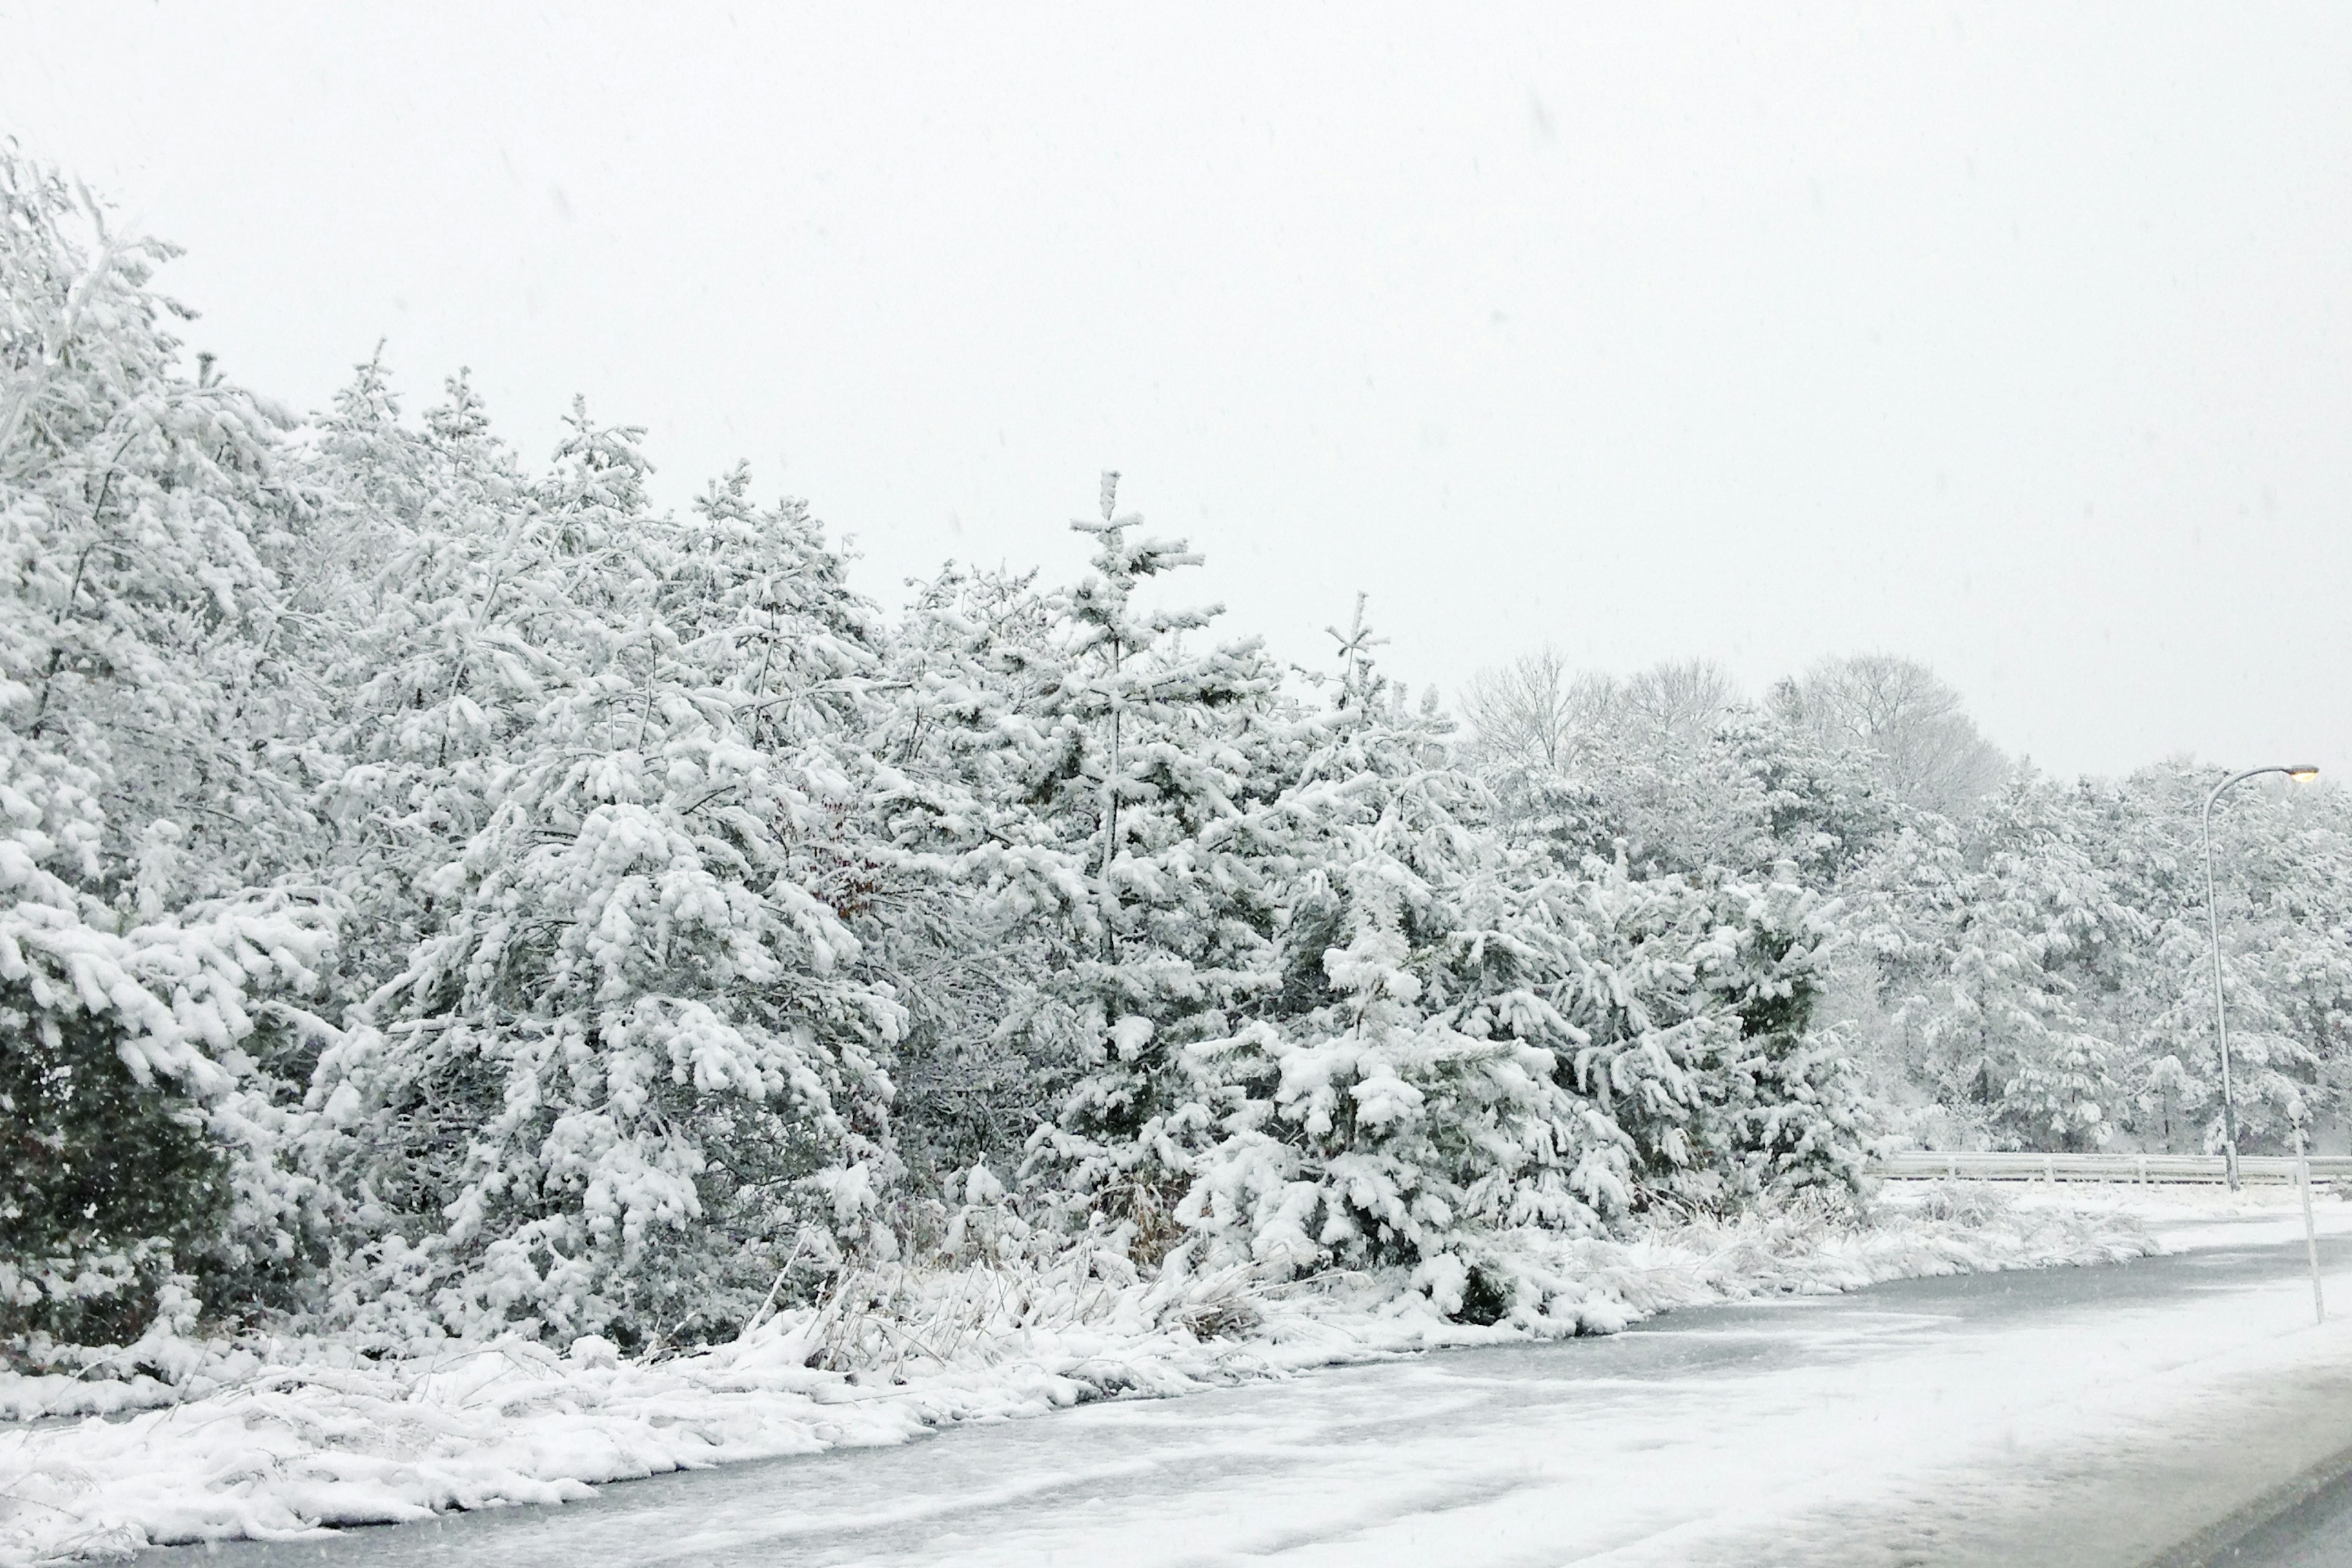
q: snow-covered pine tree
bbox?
[2241,805,2352,1140]
[298,364,550,1008]
[2109,766,2350,1152]
[862,562,1092,1183]
[1719,710,1895,884]
[1448,656,1869,1207]
[314,439,903,1347]
[1675,870,1866,1196]
[989,475,1297,1256]
[0,145,316,901]
[1182,603,1618,1320]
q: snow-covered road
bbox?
[175,1202,2352,1568]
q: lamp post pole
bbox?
[2202,764,2320,1191]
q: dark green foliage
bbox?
[1453,1264,1513,1326]
[0,986,232,1344]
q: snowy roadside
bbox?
[1994,1175,2352,1251]
[0,1193,2169,1564]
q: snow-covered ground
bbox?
[0,1186,2333,1565]
[2004,1176,2352,1247]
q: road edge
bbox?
[2144,1436,2352,1568]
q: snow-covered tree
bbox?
[1862,780,2146,1150]
[863,562,1088,1182]
[1182,614,1616,1314]
[1,144,341,1344]
[914,475,1298,1255]
[1771,654,2005,821]
[2103,767,2350,1152]
[314,445,904,1346]
[1186,613,1864,1316]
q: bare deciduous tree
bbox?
[1458,650,1740,774]
[1770,653,2006,818]
[1457,646,1604,772]
[1620,658,1740,748]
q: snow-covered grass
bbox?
[0,1192,2160,1564]
[1982,1174,2352,1251]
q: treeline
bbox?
[1,151,2342,1359]
[1460,649,2352,1161]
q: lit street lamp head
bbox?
[2290,766,2321,782]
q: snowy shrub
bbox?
[314,439,908,1347]
[1171,628,1871,1319]
[0,873,336,1344]
[0,993,228,1348]
[1181,654,1616,1302]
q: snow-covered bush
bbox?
[312,440,907,1347]
[0,848,335,1344]
[1180,636,1610,1302]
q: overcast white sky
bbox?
[8,3,2350,779]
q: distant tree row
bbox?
[1453,647,2352,1160]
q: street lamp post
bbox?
[2203,763,2321,1191]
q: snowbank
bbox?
[0,1193,2158,1564]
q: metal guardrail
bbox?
[1870,1151,2352,1185]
